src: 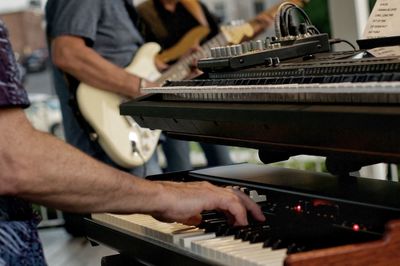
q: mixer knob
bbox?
[225,46,232,57]
[241,42,249,54]
[229,46,237,56]
[265,36,272,49]
[234,44,243,55]
[219,47,227,57]
[213,47,222,58]
[256,40,264,51]
[210,47,217,58]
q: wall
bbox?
[0,10,46,57]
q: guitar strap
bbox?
[123,0,141,27]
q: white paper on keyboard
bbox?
[363,0,400,57]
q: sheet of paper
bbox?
[363,0,400,38]
[362,0,400,57]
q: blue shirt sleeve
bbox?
[0,21,30,108]
[46,0,102,44]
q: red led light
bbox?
[352,224,360,232]
[294,205,302,212]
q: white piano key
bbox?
[191,236,235,258]
[93,213,289,266]
[250,248,287,266]
[225,243,264,266]
[180,232,216,249]
[196,236,237,258]
[220,242,264,266]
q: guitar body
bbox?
[76,43,162,168]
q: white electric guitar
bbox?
[77,43,162,169]
[76,0,307,168]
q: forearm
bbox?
[0,109,160,214]
[0,110,265,225]
[52,36,141,98]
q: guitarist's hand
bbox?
[154,56,169,71]
[184,44,203,80]
[138,79,162,97]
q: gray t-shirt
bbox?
[46,0,144,67]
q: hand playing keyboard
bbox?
[151,181,266,227]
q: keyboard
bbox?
[88,164,400,266]
[92,213,287,266]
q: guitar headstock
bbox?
[221,22,255,45]
[222,0,311,45]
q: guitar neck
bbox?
[157,0,307,83]
[157,33,228,83]
[157,32,228,84]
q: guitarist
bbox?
[136,0,273,172]
[46,0,163,235]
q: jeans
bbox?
[161,135,232,172]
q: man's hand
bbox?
[152,181,265,227]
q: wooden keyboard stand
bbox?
[286,220,400,266]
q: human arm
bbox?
[51,36,142,98]
[0,108,264,226]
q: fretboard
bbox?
[157,33,228,83]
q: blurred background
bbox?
[1,0,389,265]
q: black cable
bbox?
[280,5,293,37]
[329,38,357,51]
[306,25,320,35]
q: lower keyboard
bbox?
[92,213,287,266]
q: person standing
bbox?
[137,0,234,172]
[45,0,164,235]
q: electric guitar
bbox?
[76,0,308,168]
[156,0,308,64]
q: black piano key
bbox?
[392,73,400,81]
[366,74,381,82]
[201,211,224,220]
[241,225,271,243]
[250,230,272,243]
[202,219,227,232]
[340,74,354,83]
[291,77,304,84]
[381,73,394,81]
[221,226,244,236]
[198,217,226,229]
[263,237,274,248]
[214,224,230,236]
[271,239,286,250]
[234,226,254,239]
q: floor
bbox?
[39,227,117,266]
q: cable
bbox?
[329,38,357,51]
[276,2,320,38]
